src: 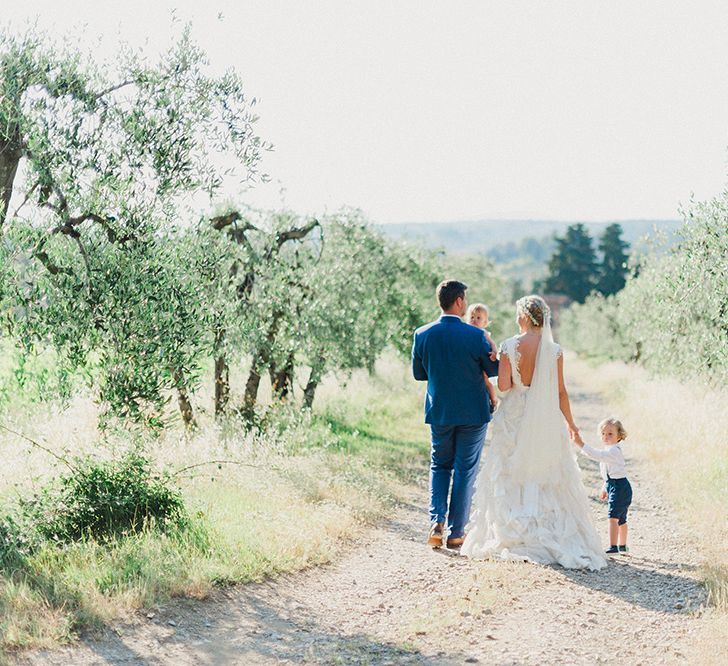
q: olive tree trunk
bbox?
[171,368,197,429]
[303,356,326,410]
[213,328,230,416]
[270,351,295,400]
[0,137,22,226]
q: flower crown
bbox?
[517,296,550,327]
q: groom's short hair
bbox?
[437,280,468,310]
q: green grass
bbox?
[0,357,430,655]
[318,403,427,482]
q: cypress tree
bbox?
[597,223,630,296]
[543,223,598,303]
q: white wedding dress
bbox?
[461,326,607,570]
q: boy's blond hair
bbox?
[599,417,628,441]
[467,303,489,319]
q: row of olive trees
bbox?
[0,26,440,428]
[560,193,728,385]
[0,24,265,427]
[2,206,437,428]
[192,206,438,424]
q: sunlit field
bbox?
[0,354,429,652]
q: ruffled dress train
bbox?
[461,336,607,571]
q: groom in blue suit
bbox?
[412,280,499,548]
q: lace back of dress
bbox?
[509,315,566,483]
[511,337,524,387]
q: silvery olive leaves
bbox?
[0,25,443,428]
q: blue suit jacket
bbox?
[412,315,499,425]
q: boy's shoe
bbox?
[618,545,629,555]
[605,546,619,555]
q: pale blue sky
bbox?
[5,1,728,223]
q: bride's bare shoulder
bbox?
[515,333,539,352]
[499,335,519,354]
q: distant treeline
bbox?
[379,219,681,256]
[486,236,553,265]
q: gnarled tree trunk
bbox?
[241,311,284,420]
[270,351,295,400]
[213,328,230,416]
[171,368,197,429]
[303,355,326,410]
[0,136,22,226]
[241,353,263,420]
[214,354,230,416]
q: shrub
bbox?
[0,515,28,570]
[20,453,187,543]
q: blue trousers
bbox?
[429,423,488,538]
[607,477,632,525]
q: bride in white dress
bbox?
[461,295,607,570]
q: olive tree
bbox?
[257,209,438,410]
[0,25,268,426]
[198,208,321,418]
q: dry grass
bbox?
[0,354,429,655]
[568,354,728,660]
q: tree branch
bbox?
[170,459,278,478]
[275,218,320,248]
[12,180,39,218]
[93,79,134,101]
[0,423,77,471]
[72,235,93,287]
[33,249,73,276]
[210,210,260,260]
[210,211,243,230]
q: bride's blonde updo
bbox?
[516,295,550,328]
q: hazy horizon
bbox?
[380,216,682,226]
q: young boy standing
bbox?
[573,418,633,555]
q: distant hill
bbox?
[377,219,683,255]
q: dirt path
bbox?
[17,372,706,665]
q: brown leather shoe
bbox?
[427,522,445,548]
[446,535,465,549]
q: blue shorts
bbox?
[607,477,632,525]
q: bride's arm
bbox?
[497,352,512,392]
[557,354,579,438]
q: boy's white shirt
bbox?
[579,443,627,485]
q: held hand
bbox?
[489,351,497,362]
[568,425,583,447]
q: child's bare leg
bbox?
[484,373,497,410]
[618,522,628,546]
[608,518,619,546]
